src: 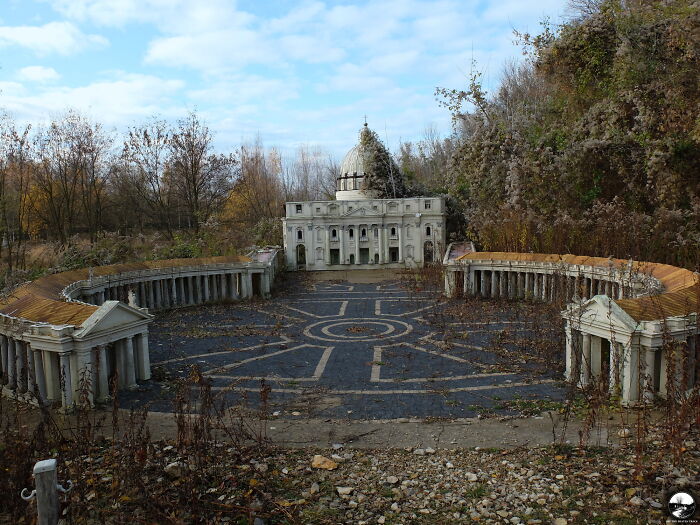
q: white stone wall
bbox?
[283,197,447,270]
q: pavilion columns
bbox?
[117,336,137,390]
[642,346,656,402]
[75,349,95,405]
[16,340,27,393]
[338,228,345,264]
[480,270,487,298]
[621,343,640,404]
[490,270,498,298]
[580,333,592,386]
[32,346,47,402]
[59,352,73,409]
[565,323,577,381]
[43,352,60,402]
[134,332,151,381]
[25,342,36,395]
[524,272,531,299]
[0,335,7,385]
[96,344,110,402]
[203,274,211,301]
[170,278,178,306]
[187,276,196,304]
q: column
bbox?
[525,272,531,298]
[123,336,137,389]
[480,270,487,298]
[43,351,58,401]
[32,347,47,403]
[188,276,195,304]
[397,224,402,262]
[565,322,574,380]
[324,228,331,265]
[590,335,602,378]
[377,226,384,264]
[469,269,477,295]
[445,271,456,297]
[16,339,27,393]
[621,343,640,404]
[135,332,151,381]
[1,335,7,384]
[171,278,178,306]
[76,350,94,405]
[609,341,620,393]
[262,273,271,297]
[508,272,516,299]
[98,290,105,304]
[643,346,655,402]
[26,342,36,395]
[154,280,162,309]
[97,345,109,402]
[203,274,210,301]
[463,270,470,297]
[338,227,345,264]
[138,282,146,307]
[518,272,525,299]
[490,270,498,298]
[541,274,548,301]
[59,352,73,409]
[580,333,592,386]
[219,274,227,299]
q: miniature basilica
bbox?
[283,126,446,270]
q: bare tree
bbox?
[169,110,237,232]
[0,113,32,269]
[121,117,175,236]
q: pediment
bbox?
[74,300,152,338]
[342,206,382,218]
[566,295,639,332]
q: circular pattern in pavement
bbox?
[304,317,413,342]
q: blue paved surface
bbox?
[119,279,566,419]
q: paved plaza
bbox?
[122,278,565,419]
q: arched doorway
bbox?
[424,241,434,263]
[296,244,306,268]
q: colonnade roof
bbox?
[455,251,698,322]
[0,255,251,327]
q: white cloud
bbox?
[0,21,107,55]
[0,73,185,126]
[17,66,61,83]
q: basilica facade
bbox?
[283,128,446,271]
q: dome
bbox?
[340,143,367,177]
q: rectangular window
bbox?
[296,204,302,213]
[372,205,378,210]
[316,207,321,213]
[405,204,411,211]
[374,228,379,238]
[424,200,431,210]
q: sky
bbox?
[0,0,568,159]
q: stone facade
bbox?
[283,197,446,270]
[283,127,447,271]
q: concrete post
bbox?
[24,459,62,525]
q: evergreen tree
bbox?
[359,123,410,198]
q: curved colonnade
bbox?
[0,248,281,409]
[444,249,699,404]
